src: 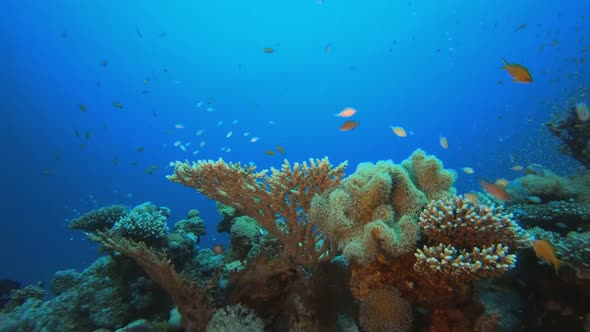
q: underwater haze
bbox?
[1,0,590,331]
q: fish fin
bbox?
[499,58,509,70]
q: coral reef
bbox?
[228,216,264,261]
[9,148,582,331]
[206,304,265,332]
[68,204,127,232]
[173,209,206,238]
[215,202,242,233]
[529,227,590,272]
[168,157,346,266]
[546,103,590,168]
[226,255,356,330]
[113,202,170,246]
[168,209,206,269]
[89,230,214,332]
[2,285,46,312]
[358,286,412,332]
[0,256,159,331]
[309,149,456,265]
[415,196,531,283]
[508,200,590,232]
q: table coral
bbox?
[309,149,456,265]
[168,157,346,266]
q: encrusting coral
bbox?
[309,149,456,265]
[167,157,346,266]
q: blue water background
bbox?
[1,0,587,287]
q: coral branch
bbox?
[88,230,213,332]
[167,157,346,266]
[415,195,531,283]
[414,243,517,282]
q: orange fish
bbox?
[533,239,562,273]
[265,150,275,156]
[263,48,274,53]
[336,107,357,117]
[480,179,511,201]
[502,58,533,83]
[340,120,359,131]
[391,126,407,137]
[276,145,286,154]
[464,193,479,205]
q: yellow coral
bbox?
[309,150,455,265]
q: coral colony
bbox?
[2,149,590,331]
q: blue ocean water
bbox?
[0,0,587,290]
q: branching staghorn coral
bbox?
[167,157,346,266]
[88,230,213,332]
[415,195,532,282]
[309,149,456,265]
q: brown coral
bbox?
[168,157,345,266]
[88,230,214,332]
[359,286,413,332]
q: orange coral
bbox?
[359,286,413,332]
[349,256,473,308]
[168,157,346,266]
[89,231,213,332]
